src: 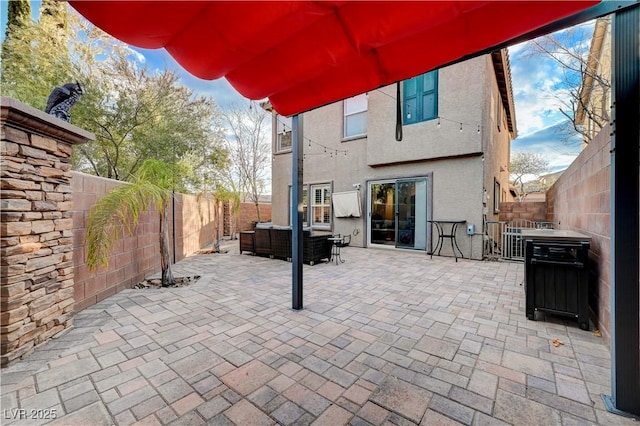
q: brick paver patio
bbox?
[1,242,633,425]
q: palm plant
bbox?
[86,159,176,286]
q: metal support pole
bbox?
[602,3,640,418]
[291,114,304,310]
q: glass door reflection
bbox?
[370,182,396,246]
[369,179,428,249]
[396,179,427,250]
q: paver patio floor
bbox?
[1,242,633,425]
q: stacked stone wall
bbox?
[1,98,93,366]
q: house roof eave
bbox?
[492,49,518,139]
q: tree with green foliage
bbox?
[73,54,226,181]
[509,152,549,201]
[4,0,31,38]
[1,0,72,108]
[2,5,228,188]
[86,160,179,286]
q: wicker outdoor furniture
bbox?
[254,224,273,257]
[239,231,255,255]
[247,224,331,265]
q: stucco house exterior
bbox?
[576,17,611,146]
[267,49,517,260]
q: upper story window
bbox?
[276,114,292,152]
[344,93,367,138]
[403,70,438,125]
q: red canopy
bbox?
[69,1,598,116]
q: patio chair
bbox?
[333,234,351,264]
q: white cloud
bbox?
[130,47,247,110]
[512,121,582,172]
[509,20,595,141]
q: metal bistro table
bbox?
[428,220,466,262]
[328,236,343,264]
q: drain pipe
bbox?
[172,191,176,264]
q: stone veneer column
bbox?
[1,97,94,366]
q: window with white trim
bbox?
[277,114,292,152]
[311,184,331,228]
[344,94,367,138]
[289,186,308,227]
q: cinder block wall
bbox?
[173,192,218,258]
[237,202,272,231]
[71,173,159,311]
[1,98,93,366]
[498,201,548,223]
[72,173,218,312]
[546,125,612,345]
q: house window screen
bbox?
[311,184,331,228]
[277,115,292,152]
[344,94,367,138]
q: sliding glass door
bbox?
[370,181,396,246]
[396,179,427,250]
[368,178,428,250]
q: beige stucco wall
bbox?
[271,55,512,260]
[367,56,485,166]
[483,60,513,224]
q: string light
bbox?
[274,89,483,159]
[375,89,482,134]
[274,115,348,158]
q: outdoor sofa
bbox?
[242,223,331,265]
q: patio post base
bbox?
[601,394,640,420]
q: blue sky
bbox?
[507,25,594,173]
[2,2,593,173]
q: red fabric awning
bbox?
[69,1,598,116]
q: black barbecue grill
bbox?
[522,229,591,330]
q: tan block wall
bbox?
[1,98,93,366]
[173,193,219,260]
[72,172,218,312]
[237,202,272,231]
[546,124,612,346]
[498,201,548,223]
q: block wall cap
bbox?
[1,97,95,145]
